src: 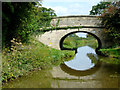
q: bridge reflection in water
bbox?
[63,46,99,71]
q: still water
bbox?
[2,46,119,88]
[64,46,98,71]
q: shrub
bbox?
[99,2,120,47]
[2,37,74,82]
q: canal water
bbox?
[2,46,119,88]
[64,46,98,71]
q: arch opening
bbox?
[59,31,102,55]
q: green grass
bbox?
[100,48,120,57]
[2,37,75,82]
[99,48,120,64]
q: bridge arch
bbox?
[36,15,107,53]
[59,31,102,54]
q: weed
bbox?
[2,37,75,82]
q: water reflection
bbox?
[60,62,101,76]
[64,46,99,71]
[3,44,119,88]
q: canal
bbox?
[3,45,119,88]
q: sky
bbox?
[42,0,102,16]
[76,33,87,38]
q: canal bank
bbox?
[2,36,75,83]
[2,33,120,88]
[2,45,120,88]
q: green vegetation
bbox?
[2,2,56,47]
[99,48,120,64]
[100,48,120,64]
[99,2,120,47]
[2,1,120,84]
[100,48,120,57]
[2,2,76,83]
[90,2,120,47]
[63,34,98,49]
[2,36,75,82]
[90,2,111,15]
[87,53,98,64]
[90,1,120,64]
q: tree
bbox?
[99,2,120,46]
[2,2,36,47]
[38,7,56,27]
[2,2,56,47]
[90,2,111,15]
[90,1,120,47]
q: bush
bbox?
[2,37,75,82]
[99,2,120,46]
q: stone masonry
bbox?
[36,15,107,49]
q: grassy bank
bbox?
[2,36,75,82]
[99,48,120,64]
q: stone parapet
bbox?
[50,15,102,27]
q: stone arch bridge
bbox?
[36,15,106,50]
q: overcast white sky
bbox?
[42,0,102,16]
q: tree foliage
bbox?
[38,7,56,27]
[100,2,120,46]
[90,2,120,47]
[90,2,111,15]
[2,2,56,47]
